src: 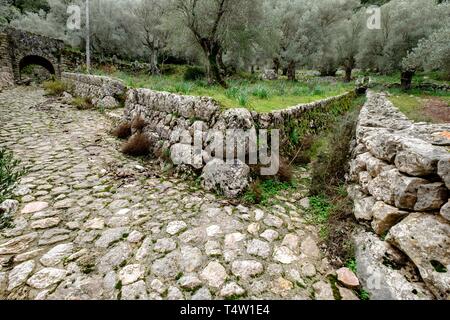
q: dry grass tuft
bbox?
[112,122,132,139]
[131,116,147,132]
[277,158,293,183]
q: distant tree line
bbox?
[0,0,448,88]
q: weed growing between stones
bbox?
[304,97,365,267]
[72,97,94,110]
[43,79,69,96]
[112,122,132,139]
[121,132,152,157]
[0,148,26,230]
[0,148,26,204]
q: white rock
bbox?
[121,280,148,300]
[166,221,187,235]
[27,268,67,289]
[220,282,245,298]
[247,239,271,258]
[40,243,74,267]
[231,260,264,279]
[273,246,298,264]
[154,238,177,253]
[21,202,49,214]
[8,260,35,291]
[84,218,105,230]
[260,229,279,242]
[119,264,145,285]
[206,225,222,237]
[200,262,227,289]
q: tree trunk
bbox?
[273,58,280,74]
[149,49,160,75]
[401,70,414,90]
[217,48,227,76]
[287,61,296,81]
[282,67,288,76]
[344,67,352,82]
[206,46,227,88]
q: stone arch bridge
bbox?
[0,28,64,82]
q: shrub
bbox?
[251,86,270,99]
[112,122,132,139]
[121,132,151,156]
[225,87,240,99]
[43,80,67,96]
[174,82,192,95]
[100,64,118,74]
[72,97,94,110]
[237,92,249,107]
[309,109,359,196]
[277,158,293,183]
[0,148,26,204]
[131,116,147,132]
[183,66,206,81]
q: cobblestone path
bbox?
[0,87,352,300]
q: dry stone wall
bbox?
[62,72,127,109]
[348,91,450,300]
[0,33,13,91]
[124,87,356,198]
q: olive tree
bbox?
[132,0,170,74]
[334,9,365,82]
[403,24,450,80]
[358,0,447,89]
[168,0,264,87]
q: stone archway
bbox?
[19,55,56,80]
[0,28,65,83]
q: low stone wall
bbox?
[62,72,127,109]
[123,87,356,198]
[348,91,450,300]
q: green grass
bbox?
[93,67,353,113]
[388,89,450,123]
[243,179,295,205]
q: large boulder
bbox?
[438,157,450,189]
[170,143,204,170]
[368,169,428,209]
[394,138,448,177]
[371,201,408,236]
[386,213,450,300]
[201,158,250,198]
[353,230,434,300]
[414,183,447,212]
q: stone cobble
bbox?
[0,87,344,300]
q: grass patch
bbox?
[72,97,94,110]
[0,148,26,230]
[243,179,295,205]
[0,148,26,204]
[43,79,69,96]
[93,67,353,112]
[388,89,449,123]
[301,97,365,266]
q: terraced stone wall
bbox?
[348,91,450,300]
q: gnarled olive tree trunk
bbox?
[401,70,414,90]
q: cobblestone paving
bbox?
[0,87,347,300]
